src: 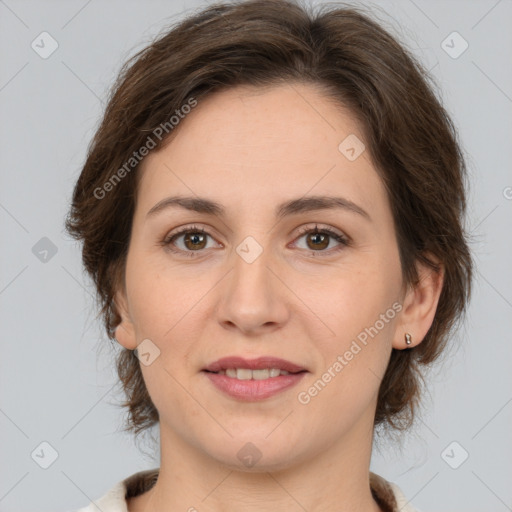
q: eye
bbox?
[292,224,349,256]
[162,224,220,257]
[161,223,350,258]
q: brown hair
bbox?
[65,0,472,439]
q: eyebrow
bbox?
[146,194,371,221]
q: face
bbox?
[115,83,412,471]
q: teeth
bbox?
[252,369,269,380]
[219,368,291,379]
[236,368,253,380]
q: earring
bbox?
[405,333,412,346]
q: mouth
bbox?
[201,356,308,400]
[202,355,308,376]
[203,367,306,379]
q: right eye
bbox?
[162,224,221,257]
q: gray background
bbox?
[1,0,511,511]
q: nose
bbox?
[216,240,290,336]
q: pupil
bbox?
[187,233,204,248]
[309,232,328,250]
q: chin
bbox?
[205,436,307,473]
[215,451,300,473]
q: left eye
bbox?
[292,226,349,254]
[162,224,349,257]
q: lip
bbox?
[202,356,308,401]
[203,371,307,401]
[202,356,307,373]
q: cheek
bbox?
[304,254,401,394]
[125,261,209,389]
[308,263,401,342]
[299,303,397,434]
[124,248,198,337]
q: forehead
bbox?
[136,83,387,219]
[157,83,362,161]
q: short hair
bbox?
[65,0,472,439]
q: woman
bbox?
[66,0,472,510]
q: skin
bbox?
[114,82,443,512]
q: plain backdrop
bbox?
[1,1,511,511]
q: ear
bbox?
[113,287,138,350]
[393,255,444,350]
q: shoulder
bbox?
[370,472,420,512]
[387,480,421,512]
[72,480,126,512]
[71,468,159,512]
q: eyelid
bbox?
[292,223,350,244]
[163,223,219,241]
[162,224,222,249]
[161,222,350,256]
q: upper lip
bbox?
[203,356,307,373]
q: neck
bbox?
[140,419,382,512]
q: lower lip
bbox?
[202,371,307,401]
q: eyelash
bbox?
[161,223,350,258]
